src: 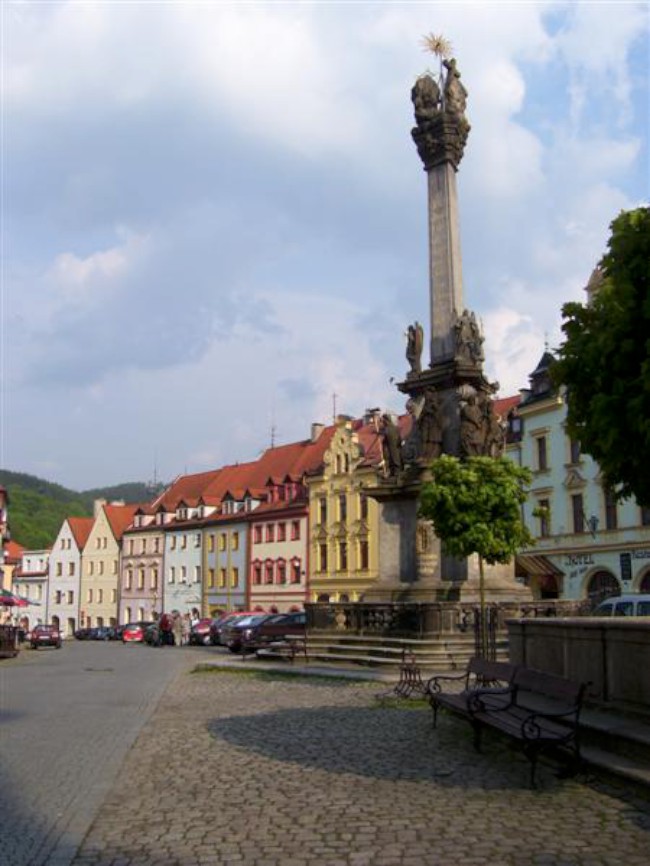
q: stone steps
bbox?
[578,704,650,788]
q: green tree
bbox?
[419,455,534,655]
[553,206,650,505]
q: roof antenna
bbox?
[332,391,338,422]
[270,406,276,449]
[544,331,549,352]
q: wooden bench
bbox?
[467,666,587,785]
[426,658,518,728]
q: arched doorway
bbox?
[586,571,620,607]
[317,594,330,603]
[639,570,650,593]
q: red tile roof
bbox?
[494,395,520,417]
[104,504,141,541]
[3,539,25,562]
[68,517,94,551]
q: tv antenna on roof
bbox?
[332,392,338,421]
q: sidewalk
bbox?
[71,655,650,866]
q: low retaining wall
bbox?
[508,618,650,710]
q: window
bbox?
[151,568,159,589]
[180,566,187,583]
[170,536,177,550]
[88,561,94,576]
[97,589,103,604]
[55,562,62,576]
[194,533,201,548]
[125,569,133,590]
[87,588,93,603]
[111,589,117,604]
[277,560,286,584]
[55,590,62,604]
[180,535,187,550]
[154,537,160,553]
[208,534,215,552]
[266,524,275,543]
[220,533,227,551]
[128,539,134,555]
[277,523,286,542]
[141,539,146,554]
[572,494,584,534]
[137,568,145,590]
[604,489,618,531]
[253,526,262,544]
[291,559,301,584]
[232,532,240,551]
[338,494,347,523]
[231,567,239,588]
[360,494,368,521]
[359,540,369,571]
[67,590,74,605]
[195,565,201,584]
[253,562,262,585]
[536,436,548,471]
[98,561,104,576]
[169,566,176,584]
[570,439,581,464]
[338,541,348,571]
[319,543,328,572]
[319,497,327,524]
[291,520,300,540]
[641,507,650,527]
[219,568,227,588]
[537,498,550,538]
[208,568,215,588]
[265,561,274,584]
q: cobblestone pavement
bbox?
[71,666,650,866]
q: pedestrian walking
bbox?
[181,613,191,646]
[159,612,174,646]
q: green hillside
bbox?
[0,470,165,550]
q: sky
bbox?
[2,1,649,491]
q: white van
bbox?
[593,594,650,617]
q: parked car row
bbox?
[74,626,124,641]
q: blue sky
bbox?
[2,1,648,490]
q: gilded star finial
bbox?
[421,33,453,59]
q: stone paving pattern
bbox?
[72,668,650,866]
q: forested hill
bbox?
[0,470,166,550]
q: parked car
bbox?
[242,612,306,650]
[30,624,62,650]
[593,594,650,617]
[221,614,271,653]
[73,627,93,640]
[209,612,260,646]
[122,621,155,643]
[189,618,214,646]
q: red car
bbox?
[122,621,154,643]
[30,624,62,649]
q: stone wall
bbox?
[508,617,650,710]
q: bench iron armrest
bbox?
[426,671,470,696]
[519,706,580,741]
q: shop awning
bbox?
[515,554,564,577]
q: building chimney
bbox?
[311,422,325,442]
[93,498,107,518]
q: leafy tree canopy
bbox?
[553,206,650,505]
[418,455,534,565]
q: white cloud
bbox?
[3,1,648,487]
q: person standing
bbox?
[172,611,183,648]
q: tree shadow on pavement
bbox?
[208,703,553,791]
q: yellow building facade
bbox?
[306,417,382,602]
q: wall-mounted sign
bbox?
[620,552,632,582]
[565,554,595,567]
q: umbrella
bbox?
[0,589,30,607]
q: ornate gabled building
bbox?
[306,411,406,603]
[513,352,650,603]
